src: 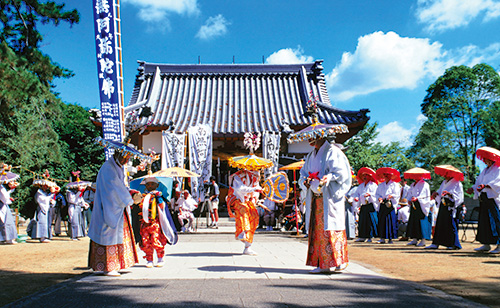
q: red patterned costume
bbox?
[227,170,261,254]
[138,190,169,264]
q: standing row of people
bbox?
[346,146,500,254]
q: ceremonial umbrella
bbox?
[434,165,464,181]
[94,136,152,163]
[476,146,500,166]
[228,155,273,171]
[403,167,431,181]
[376,167,401,182]
[287,120,349,144]
[149,167,200,178]
[279,160,305,235]
[279,160,304,171]
[0,166,19,185]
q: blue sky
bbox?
[40,0,500,146]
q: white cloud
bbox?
[376,121,416,147]
[265,46,314,64]
[196,15,230,40]
[416,0,500,32]
[326,31,445,101]
[416,114,428,123]
[446,43,500,67]
[122,0,199,24]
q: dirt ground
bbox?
[1,230,499,307]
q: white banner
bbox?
[188,125,213,201]
[262,131,281,178]
[161,131,186,170]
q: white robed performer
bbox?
[67,172,92,240]
[375,168,401,244]
[405,169,432,247]
[88,147,142,277]
[426,165,464,250]
[0,165,19,244]
[28,175,58,243]
[469,147,500,254]
[299,137,352,274]
[350,168,378,243]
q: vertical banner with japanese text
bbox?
[188,125,213,202]
[93,0,123,159]
[262,131,281,178]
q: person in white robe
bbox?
[469,156,500,253]
[406,179,432,247]
[426,176,464,250]
[349,169,378,243]
[29,184,57,243]
[375,171,401,244]
[88,151,140,276]
[66,187,89,240]
[300,137,351,274]
[0,182,18,244]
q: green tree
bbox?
[481,100,500,149]
[0,1,81,213]
[344,122,414,175]
[53,103,105,181]
[418,63,500,182]
[0,0,79,86]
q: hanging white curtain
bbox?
[188,124,213,201]
[262,131,281,178]
[161,131,186,169]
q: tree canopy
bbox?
[415,63,500,183]
[0,1,104,214]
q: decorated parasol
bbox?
[228,155,273,171]
[403,167,431,181]
[279,160,304,171]
[476,146,500,166]
[376,167,401,182]
[228,132,273,171]
[94,136,152,163]
[287,91,349,144]
[434,165,464,181]
[0,164,19,185]
[287,120,349,144]
[149,167,200,178]
[357,167,378,184]
[67,171,92,190]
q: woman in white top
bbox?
[426,165,464,250]
[468,147,500,254]
[350,167,378,243]
[375,167,401,244]
[405,169,432,247]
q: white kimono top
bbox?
[88,158,134,246]
[0,186,14,223]
[473,164,500,208]
[299,141,352,231]
[375,180,401,212]
[350,181,378,211]
[35,189,55,215]
[407,180,432,216]
[436,179,464,218]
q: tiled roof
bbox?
[126,60,369,136]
